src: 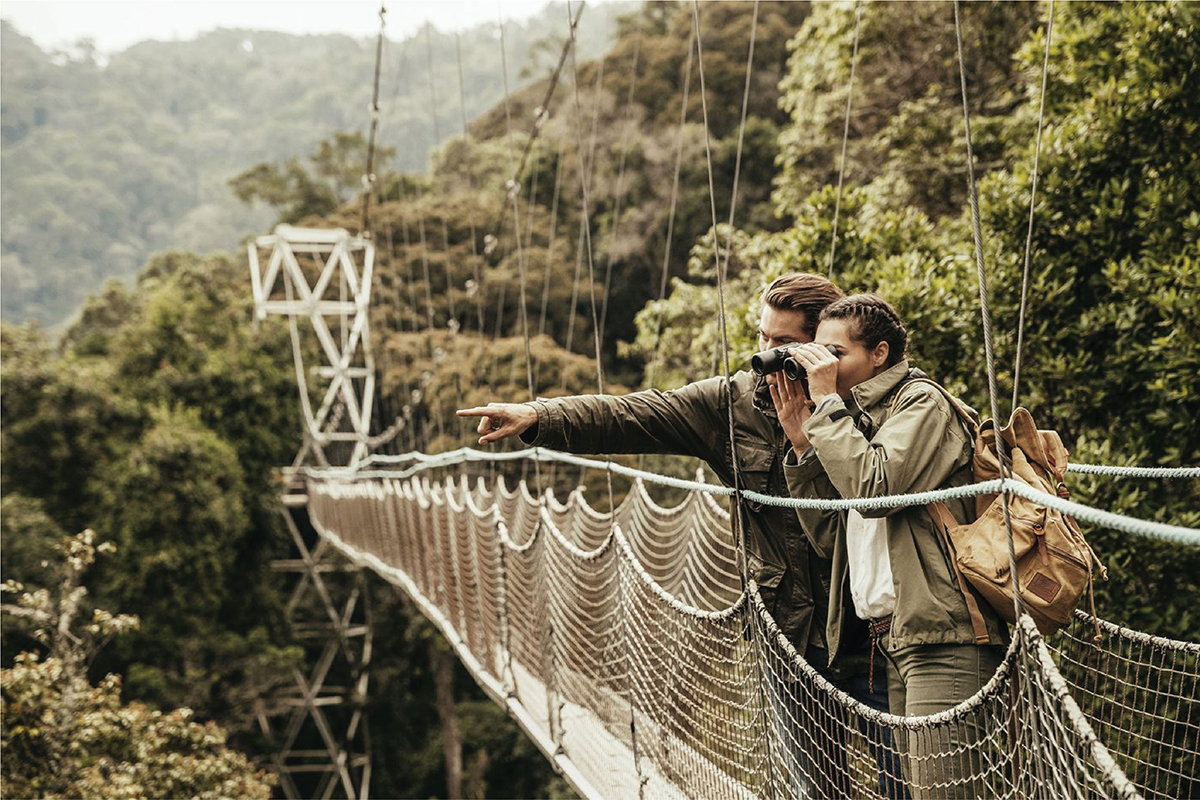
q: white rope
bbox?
[364,441,1198,479]
[1018,616,1142,800]
[1002,479,1200,546]
[751,586,1022,729]
[1066,463,1200,478]
[303,446,1200,545]
[1072,609,1200,655]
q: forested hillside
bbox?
[2,1,1198,797]
[0,5,630,328]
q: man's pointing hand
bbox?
[456,403,538,445]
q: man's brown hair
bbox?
[761,273,845,338]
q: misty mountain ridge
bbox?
[0,5,630,328]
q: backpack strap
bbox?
[927,501,992,645]
[895,375,991,643]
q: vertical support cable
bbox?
[691,3,780,793]
[361,5,387,236]
[454,32,488,339]
[827,0,863,278]
[953,0,1022,618]
[691,0,748,578]
[1012,0,1056,413]
[954,5,1052,795]
[644,28,695,391]
[563,3,645,792]
[597,37,643,345]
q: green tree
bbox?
[228,131,397,224]
[0,324,143,535]
[774,1,1039,221]
[0,530,276,800]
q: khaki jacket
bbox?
[521,371,863,665]
[783,361,1006,661]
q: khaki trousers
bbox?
[883,641,1005,800]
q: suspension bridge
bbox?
[245,2,1200,798]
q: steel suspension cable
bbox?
[954,0,1023,617]
[562,9,640,783]
[564,4,609,402]
[644,28,695,391]
[561,51,607,382]
[827,0,863,278]
[564,0,618,513]
[954,4,1050,790]
[361,12,398,452]
[497,19,539,417]
[597,37,643,345]
[361,4,387,235]
[534,137,569,387]
[1012,0,1055,413]
[690,3,780,789]
[481,4,584,258]
[691,0,755,573]
[424,27,468,448]
[381,45,434,453]
[453,32,488,337]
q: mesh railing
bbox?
[307,472,1197,800]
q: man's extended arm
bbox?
[457,377,729,459]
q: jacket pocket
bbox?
[747,551,785,619]
[733,437,775,512]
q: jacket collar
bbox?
[753,374,777,418]
[849,360,912,413]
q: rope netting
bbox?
[304,469,1198,800]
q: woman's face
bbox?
[814,318,890,398]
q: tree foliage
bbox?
[0,531,275,800]
[1,251,303,725]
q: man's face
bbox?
[757,305,812,388]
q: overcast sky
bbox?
[1,0,574,53]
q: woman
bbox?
[771,293,1007,800]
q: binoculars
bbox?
[750,343,838,382]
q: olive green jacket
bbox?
[783,361,1006,662]
[520,370,862,664]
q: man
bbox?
[457,273,894,798]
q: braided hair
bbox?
[819,293,908,366]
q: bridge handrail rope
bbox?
[301,445,1200,546]
[313,467,1200,664]
[310,465,1190,799]
[356,444,1200,485]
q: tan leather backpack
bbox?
[902,379,1106,637]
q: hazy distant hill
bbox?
[0,5,629,328]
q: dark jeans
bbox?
[765,647,909,799]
